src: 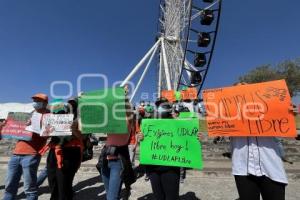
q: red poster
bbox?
[0,112,33,141]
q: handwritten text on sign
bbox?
[140,119,203,169]
[40,114,73,136]
[203,80,296,137]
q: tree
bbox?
[239,59,300,97]
[277,60,300,97]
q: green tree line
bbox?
[239,58,300,97]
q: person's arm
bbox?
[71,119,82,140]
[289,103,298,115]
[198,132,205,142]
[288,104,299,140]
[0,120,6,140]
[0,120,6,129]
[136,132,144,143]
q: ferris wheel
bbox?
[121,0,222,102]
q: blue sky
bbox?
[0,0,299,104]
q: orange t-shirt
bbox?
[14,111,48,155]
[14,133,47,155]
[106,116,133,146]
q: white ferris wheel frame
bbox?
[121,0,221,102]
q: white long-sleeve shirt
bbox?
[230,137,288,184]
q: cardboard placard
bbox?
[179,112,199,118]
[140,119,203,169]
[161,90,176,102]
[181,87,198,100]
[0,112,33,141]
[79,87,128,134]
[25,112,43,134]
[203,80,297,137]
[40,114,73,137]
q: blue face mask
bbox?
[33,102,46,110]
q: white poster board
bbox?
[40,114,74,137]
[25,112,43,134]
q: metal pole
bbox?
[161,38,172,90]
[121,38,161,87]
[130,44,159,102]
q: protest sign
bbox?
[0,112,32,141]
[181,87,198,100]
[161,90,176,102]
[25,112,42,134]
[40,114,73,136]
[175,91,182,101]
[79,87,128,134]
[161,88,197,102]
[179,112,199,118]
[203,80,297,137]
[140,119,203,169]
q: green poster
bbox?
[140,119,203,169]
[79,87,128,134]
[175,91,182,101]
[179,112,199,118]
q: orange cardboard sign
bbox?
[161,87,198,102]
[161,90,176,102]
[181,87,198,100]
[202,80,297,137]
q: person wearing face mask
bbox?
[38,98,83,200]
[96,97,136,200]
[136,98,181,200]
[137,98,203,200]
[3,93,49,200]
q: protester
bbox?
[37,97,80,188]
[135,101,151,181]
[137,98,202,200]
[144,102,154,118]
[96,98,136,200]
[229,83,293,200]
[291,104,300,140]
[39,98,83,200]
[3,93,49,200]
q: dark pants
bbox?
[47,147,81,200]
[148,168,180,200]
[234,175,286,200]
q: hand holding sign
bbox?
[136,132,144,142]
[140,119,203,169]
[40,114,74,137]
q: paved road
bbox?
[0,167,300,200]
